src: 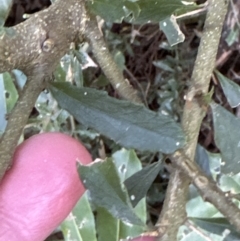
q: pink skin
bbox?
[0,132,92,241]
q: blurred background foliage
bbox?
[1,0,240,240]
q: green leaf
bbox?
[61,193,98,241]
[211,103,240,174]
[95,150,147,241]
[96,207,120,241]
[76,197,97,241]
[219,174,240,194]
[54,64,67,82]
[153,60,174,72]
[133,0,186,24]
[207,152,222,179]
[0,72,19,134]
[87,0,189,24]
[195,145,211,177]
[180,231,221,241]
[113,50,126,71]
[50,82,185,154]
[3,72,18,112]
[192,218,240,241]
[96,202,146,241]
[96,205,147,241]
[226,28,239,47]
[112,149,143,182]
[124,161,162,207]
[159,16,185,46]
[112,149,147,238]
[0,0,12,26]
[186,194,219,218]
[12,69,27,88]
[61,215,83,241]
[87,0,134,23]
[215,70,240,108]
[77,159,144,226]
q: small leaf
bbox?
[195,145,212,177]
[54,64,67,82]
[159,16,185,46]
[112,149,147,238]
[12,70,27,88]
[61,214,83,241]
[219,174,240,194]
[87,0,189,24]
[226,28,239,47]
[73,194,97,241]
[96,150,147,241]
[77,159,144,226]
[192,217,240,241]
[133,0,186,24]
[0,0,12,26]
[113,149,143,183]
[3,72,18,112]
[87,0,130,23]
[215,70,240,108]
[180,231,217,241]
[207,152,222,179]
[153,60,174,72]
[187,195,219,218]
[211,103,240,174]
[61,193,98,241]
[50,82,185,154]
[113,50,126,71]
[124,161,162,207]
[96,207,119,241]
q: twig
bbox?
[156,170,188,240]
[84,14,142,104]
[0,76,47,179]
[173,151,240,232]
[124,67,148,106]
[156,0,230,240]
[0,0,87,179]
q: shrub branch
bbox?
[84,14,142,104]
[0,0,141,180]
[0,76,47,179]
[156,0,231,240]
